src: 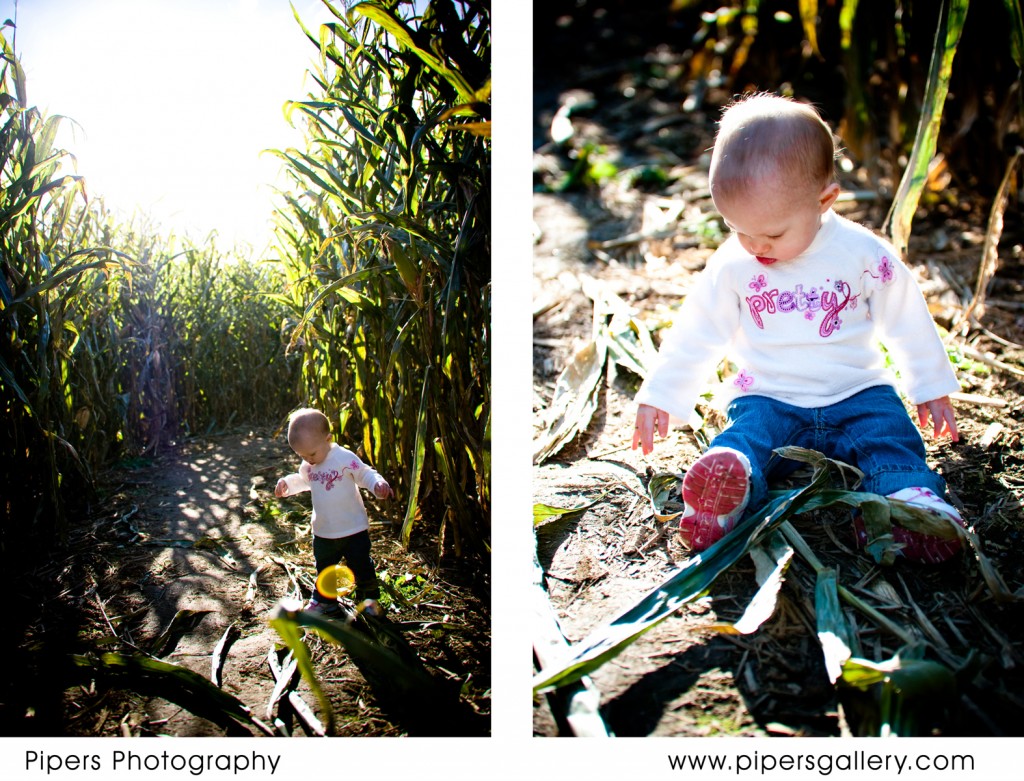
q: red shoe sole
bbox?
[679,450,749,550]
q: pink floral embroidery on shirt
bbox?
[748,273,767,292]
[733,369,754,392]
[863,255,895,286]
[310,469,343,491]
[877,256,894,284]
[309,459,360,492]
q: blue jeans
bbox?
[710,385,948,511]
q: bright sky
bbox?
[0,0,327,250]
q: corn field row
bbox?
[1,0,491,571]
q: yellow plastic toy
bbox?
[315,564,356,599]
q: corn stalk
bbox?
[271,0,491,556]
[1,30,125,553]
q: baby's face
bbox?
[714,178,839,265]
[290,430,332,465]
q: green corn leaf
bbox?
[532,550,610,736]
[354,2,477,103]
[297,269,378,323]
[10,253,131,305]
[1004,0,1024,68]
[884,0,969,256]
[386,235,421,296]
[433,434,464,517]
[268,603,335,733]
[401,365,431,547]
[383,308,421,387]
[840,648,957,736]
[337,102,385,150]
[0,356,35,414]
[352,212,446,249]
[271,601,444,711]
[816,567,854,682]
[71,652,262,735]
[533,486,814,693]
[839,0,860,49]
[534,496,603,528]
[532,448,926,693]
[0,174,81,230]
[0,30,27,105]
[858,496,898,566]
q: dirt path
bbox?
[97,433,293,736]
[45,431,490,737]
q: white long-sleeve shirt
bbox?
[636,209,959,422]
[278,443,387,538]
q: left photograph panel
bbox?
[1,0,490,738]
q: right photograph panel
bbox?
[531,0,1024,740]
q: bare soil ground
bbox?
[8,430,489,737]
[531,109,1024,736]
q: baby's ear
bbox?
[818,182,841,212]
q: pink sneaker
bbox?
[679,448,751,550]
[306,598,342,616]
[360,599,384,618]
[852,487,964,564]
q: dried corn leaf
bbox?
[604,314,657,379]
[150,609,213,658]
[210,623,239,687]
[245,566,263,603]
[533,337,607,464]
[956,148,1023,329]
[647,471,685,523]
[710,532,794,635]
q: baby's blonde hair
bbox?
[709,93,836,202]
[287,408,330,446]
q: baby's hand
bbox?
[374,480,393,500]
[632,404,670,455]
[275,478,288,498]
[917,396,959,442]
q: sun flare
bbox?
[2,0,321,248]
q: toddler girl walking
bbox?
[276,408,393,615]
